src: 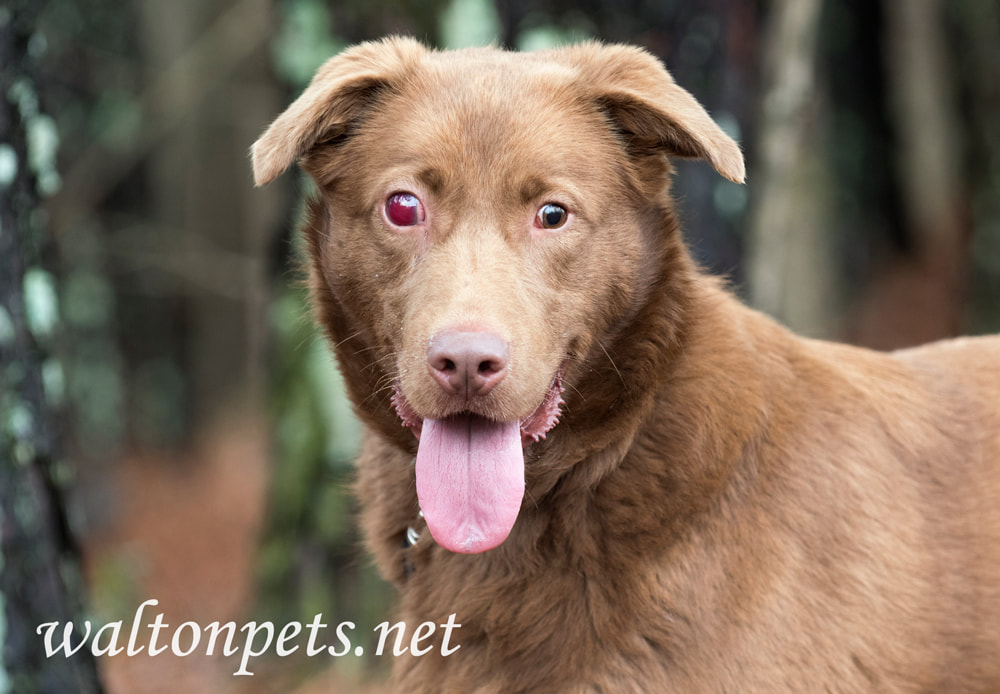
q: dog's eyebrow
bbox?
[519,176,548,204]
[416,167,446,195]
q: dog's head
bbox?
[253,37,743,554]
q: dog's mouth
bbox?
[390,373,565,554]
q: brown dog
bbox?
[253,37,1000,693]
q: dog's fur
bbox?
[253,37,1000,693]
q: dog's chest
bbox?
[394,541,698,692]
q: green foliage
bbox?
[515,16,594,51]
[270,280,361,476]
[3,399,35,466]
[62,270,113,331]
[22,267,58,339]
[25,113,59,196]
[0,143,17,190]
[8,77,61,196]
[57,244,126,456]
[271,0,344,87]
[41,358,64,407]
[87,548,144,624]
[440,0,501,48]
[89,91,141,153]
[67,345,124,453]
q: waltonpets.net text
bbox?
[36,599,461,676]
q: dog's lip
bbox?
[391,369,566,446]
[518,372,566,442]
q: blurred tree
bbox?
[130,0,280,433]
[751,0,997,346]
[845,0,971,348]
[819,0,988,349]
[0,1,103,692]
[950,0,1000,335]
[745,0,837,337]
[42,0,285,463]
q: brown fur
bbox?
[253,37,1000,693]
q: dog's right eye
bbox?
[385,192,426,227]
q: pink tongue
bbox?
[415,414,524,553]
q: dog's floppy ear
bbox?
[555,43,745,184]
[251,36,425,187]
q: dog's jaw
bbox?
[518,372,566,443]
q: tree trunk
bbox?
[0,2,103,692]
[841,0,971,349]
[745,0,835,336]
[949,0,1000,335]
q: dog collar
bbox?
[405,510,424,548]
[401,509,425,581]
[402,456,424,580]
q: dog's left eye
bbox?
[385,192,426,227]
[535,203,568,230]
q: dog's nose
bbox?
[427,330,509,398]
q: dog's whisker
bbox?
[334,329,364,349]
[362,350,399,369]
[368,378,396,399]
[352,342,390,358]
[597,340,626,391]
[362,356,396,375]
[288,331,319,356]
[563,379,585,402]
[523,487,540,510]
[351,346,384,360]
[362,376,402,409]
[366,387,397,414]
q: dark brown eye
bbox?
[385,192,426,227]
[535,203,568,230]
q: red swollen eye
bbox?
[535,203,568,230]
[385,192,425,227]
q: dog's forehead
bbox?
[424,47,577,84]
[361,50,613,184]
[425,51,578,117]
